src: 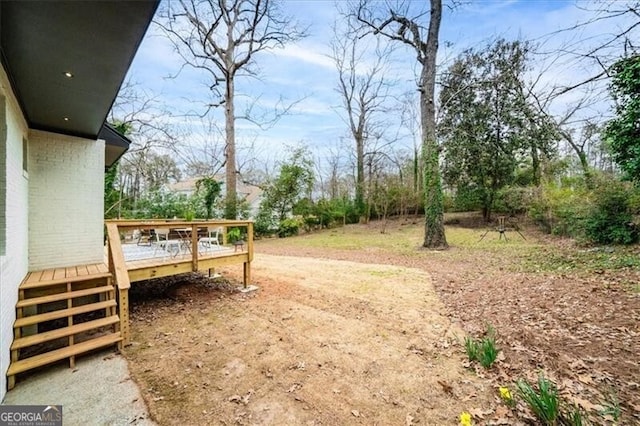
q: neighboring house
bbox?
[167,176,264,218]
[0,1,158,400]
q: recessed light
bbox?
[63,71,73,78]
[63,117,70,121]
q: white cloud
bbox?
[274,44,335,69]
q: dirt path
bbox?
[126,254,495,425]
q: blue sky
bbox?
[123,0,628,174]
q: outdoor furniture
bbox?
[478,216,526,242]
[135,229,152,246]
[153,228,182,257]
[199,226,223,252]
[233,239,245,252]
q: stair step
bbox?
[20,263,111,290]
[14,300,116,329]
[11,316,120,350]
[17,286,114,308]
[20,270,111,290]
[7,333,122,376]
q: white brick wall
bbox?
[0,66,29,402]
[28,130,104,270]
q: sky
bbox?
[121,0,633,175]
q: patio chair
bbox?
[199,226,223,252]
[153,228,182,257]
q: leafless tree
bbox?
[109,79,179,154]
[541,1,639,97]
[174,115,226,178]
[331,16,395,223]
[157,0,306,219]
[355,0,447,249]
[108,79,180,212]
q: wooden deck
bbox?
[105,219,254,345]
[8,220,254,388]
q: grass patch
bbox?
[522,247,640,273]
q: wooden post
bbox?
[191,223,198,272]
[67,281,75,368]
[247,222,254,263]
[106,223,131,345]
[243,262,251,288]
[118,288,130,346]
[244,222,254,288]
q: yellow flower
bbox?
[499,386,512,400]
[460,411,472,426]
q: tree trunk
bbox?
[356,134,366,223]
[224,76,237,219]
[420,0,447,249]
[530,143,540,186]
[563,131,594,189]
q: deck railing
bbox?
[105,219,254,344]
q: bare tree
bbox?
[355,0,447,249]
[157,0,306,219]
[400,91,423,218]
[543,1,639,96]
[331,17,395,223]
[108,79,179,215]
[175,115,226,178]
[109,79,178,155]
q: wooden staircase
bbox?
[7,263,122,389]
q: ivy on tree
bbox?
[605,55,640,182]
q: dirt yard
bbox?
[125,216,640,425]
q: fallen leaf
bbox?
[469,407,494,419]
[287,383,302,393]
[493,405,510,418]
[577,374,593,384]
[437,380,454,395]
[569,396,603,412]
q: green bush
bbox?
[528,183,590,238]
[254,209,278,237]
[277,216,304,238]
[494,186,535,215]
[584,180,638,244]
[451,185,484,212]
[227,227,243,243]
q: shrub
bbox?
[494,186,535,216]
[277,216,304,238]
[528,183,590,238]
[254,209,278,238]
[584,180,638,244]
[451,185,484,212]
[227,227,243,243]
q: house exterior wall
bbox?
[28,131,104,270]
[0,66,30,401]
